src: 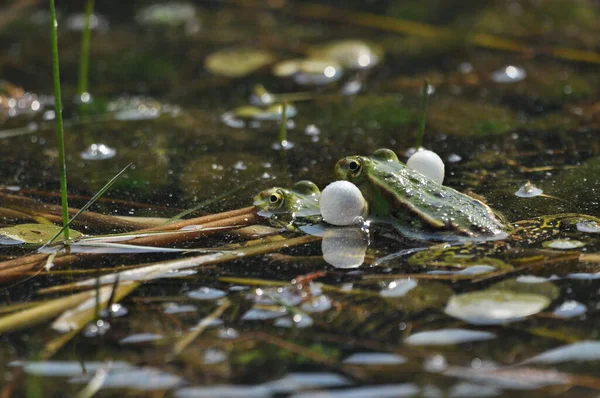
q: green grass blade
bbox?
[49,0,70,240]
[47,163,132,245]
[415,79,429,149]
[166,178,257,223]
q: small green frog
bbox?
[334,148,509,240]
[253,180,321,229]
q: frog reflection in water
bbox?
[253,180,321,229]
[335,148,509,241]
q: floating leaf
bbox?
[0,223,82,245]
[552,300,587,318]
[522,341,600,364]
[405,328,496,346]
[515,181,543,198]
[136,2,197,27]
[576,220,600,233]
[445,366,571,390]
[309,40,384,69]
[489,277,559,301]
[273,58,343,85]
[445,290,550,325]
[380,279,417,298]
[543,239,585,249]
[205,48,275,78]
[342,352,406,365]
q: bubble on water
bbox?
[233,161,247,171]
[491,65,526,83]
[271,140,295,150]
[217,327,240,340]
[100,303,128,317]
[83,320,110,338]
[187,287,227,300]
[447,153,462,163]
[80,143,117,160]
[304,124,320,136]
[424,354,448,372]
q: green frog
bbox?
[334,148,509,241]
[253,180,321,229]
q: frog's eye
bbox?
[347,159,362,177]
[268,191,285,208]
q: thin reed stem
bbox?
[77,0,95,97]
[49,0,70,240]
[278,101,288,146]
[415,79,429,149]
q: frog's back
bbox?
[366,158,507,237]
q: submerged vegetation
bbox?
[1,0,600,397]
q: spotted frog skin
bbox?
[334,148,509,240]
[253,181,320,228]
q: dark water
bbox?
[1,1,600,397]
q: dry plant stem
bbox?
[249,331,366,381]
[139,206,257,232]
[0,206,258,271]
[274,1,600,64]
[0,253,49,270]
[0,290,93,333]
[0,193,152,230]
[42,283,137,359]
[39,235,321,294]
[0,0,39,30]
[172,299,231,356]
[125,212,260,246]
[0,253,81,283]
[0,207,38,223]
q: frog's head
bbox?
[335,155,367,182]
[253,187,289,212]
[253,181,321,214]
[335,148,400,183]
